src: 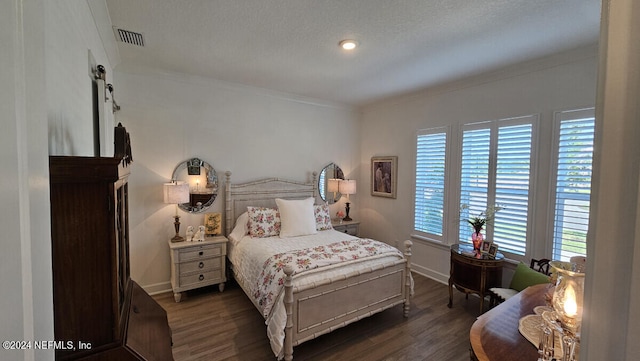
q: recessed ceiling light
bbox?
[339,39,359,50]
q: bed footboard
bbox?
[282,240,412,361]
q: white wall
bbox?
[47,0,118,156]
[582,0,640,359]
[0,2,45,361]
[358,46,599,282]
[1,1,117,360]
[113,69,360,293]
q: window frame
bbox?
[457,115,539,257]
[412,126,451,243]
[548,108,595,261]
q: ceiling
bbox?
[104,0,601,106]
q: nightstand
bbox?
[168,235,228,302]
[332,220,360,236]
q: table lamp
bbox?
[327,178,340,203]
[339,179,356,221]
[163,182,190,242]
[539,260,586,361]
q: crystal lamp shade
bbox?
[550,261,586,335]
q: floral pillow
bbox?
[247,206,280,238]
[314,203,333,231]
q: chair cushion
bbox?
[489,287,518,301]
[509,262,551,292]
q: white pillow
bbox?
[276,197,318,238]
[230,212,249,241]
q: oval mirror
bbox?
[318,163,344,204]
[172,157,218,213]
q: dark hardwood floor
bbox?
[153,273,484,361]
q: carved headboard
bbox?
[224,171,318,236]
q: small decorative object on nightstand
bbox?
[168,235,228,302]
[193,225,205,241]
[332,220,360,236]
[204,212,222,235]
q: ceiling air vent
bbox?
[113,27,145,47]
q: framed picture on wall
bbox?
[371,156,398,198]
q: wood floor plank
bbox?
[153,273,485,361]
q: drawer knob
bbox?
[199,274,204,281]
[199,251,204,256]
[199,262,204,268]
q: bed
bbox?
[224,171,413,360]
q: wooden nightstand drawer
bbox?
[180,257,222,273]
[178,244,222,261]
[179,269,223,288]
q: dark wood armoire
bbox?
[49,156,173,361]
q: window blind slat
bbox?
[459,120,533,255]
[494,124,532,255]
[414,130,447,237]
[552,110,594,261]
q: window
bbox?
[459,116,536,255]
[551,109,594,261]
[414,128,448,239]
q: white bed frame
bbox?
[224,171,412,361]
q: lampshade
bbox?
[327,178,340,193]
[163,182,190,204]
[339,179,356,195]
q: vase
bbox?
[471,231,483,251]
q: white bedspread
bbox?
[228,226,407,359]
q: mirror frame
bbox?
[172,157,218,213]
[318,162,344,204]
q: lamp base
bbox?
[343,202,353,222]
[171,235,185,243]
[171,215,185,242]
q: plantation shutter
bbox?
[459,116,535,255]
[459,127,490,245]
[493,123,533,255]
[414,129,447,238]
[552,109,595,261]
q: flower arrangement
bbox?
[336,210,345,219]
[460,204,503,234]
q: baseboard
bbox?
[140,281,172,296]
[411,264,448,285]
